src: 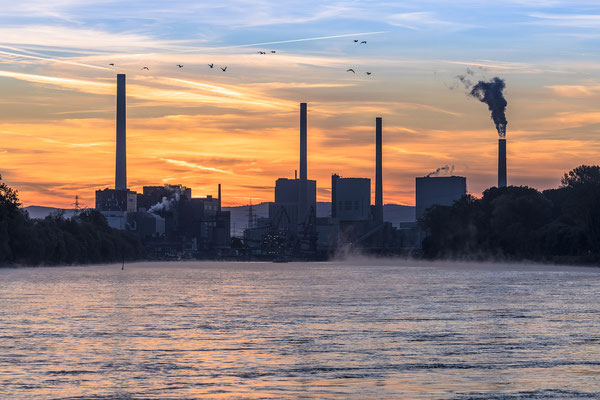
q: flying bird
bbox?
[221,66,227,71]
[208,63,214,68]
[109,63,114,66]
[177,64,183,68]
[346,69,355,73]
[366,72,372,75]
[141,66,149,70]
[360,41,367,44]
[353,40,359,43]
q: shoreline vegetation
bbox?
[420,165,600,265]
[2,165,600,267]
[1,175,144,267]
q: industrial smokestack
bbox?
[375,117,383,222]
[115,74,127,190]
[299,103,307,223]
[218,184,222,212]
[331,174,339,218]
[498,138,507,188]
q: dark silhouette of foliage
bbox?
[420,165,600,263]
[0,176,144,266]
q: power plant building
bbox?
[331,175,371,221]
[269,177,317,234]
[92,74,231,255]
[95,74,137,230]
[95,188,137,212]
[415,176,467,219]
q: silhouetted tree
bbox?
[420,166,600,263]
[0,175,144,266]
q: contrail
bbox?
[0,47,112,71]
[196,31,387,51]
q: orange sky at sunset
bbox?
[2,2,600,208]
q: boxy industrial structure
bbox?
[415,176,467,219]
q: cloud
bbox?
[0,69,297,111]
[0,48,111,71]
[207,31,387,50]
[387,12,474,31]
[160,158,234,174]
[0,70,112,93]
[546,84,600,98]
[542,111,600,129]
[529,12,600,29]
[0,25,187,52]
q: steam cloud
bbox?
[149,196,174,213]
[469,77,508,138]
[427,165,455,177]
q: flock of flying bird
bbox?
[106,39,371,75]
[348,39,371,75]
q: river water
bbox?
[1,260,599,399]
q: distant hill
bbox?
[24,206,77,220]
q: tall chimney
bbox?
[498,138,507,188]
[218,184,222,212]
[375,117,383,222]
[331,174,339,218]
[115,74,127,190]
[299,103,308,224]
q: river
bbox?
[1,260,599,399]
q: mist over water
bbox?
[1,260,599,399]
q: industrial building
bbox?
[331,175,371,221]
[91,73,489,260]
[269,177,317,234]
[95,188,137,212]
[94,74,137,230]
[244,111,402,258]
[415,176,467,219]
[94,75,231,259]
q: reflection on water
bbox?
[1,260,599,399]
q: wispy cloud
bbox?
[529,12,600,28]
[0,48,112,71]
[160,158,234,174]
[0,69,297,110]
[0,25,187,52]
[387,12,474,31]
[0,70,112,93]
[207,31,387,50]
[546,84,600,98]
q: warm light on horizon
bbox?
[2,1,600,209]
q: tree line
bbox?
[0,175,144,266]
[420,165,600,264]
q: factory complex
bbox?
[95,75,506,260]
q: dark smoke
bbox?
[469,77,508,138]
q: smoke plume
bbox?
[149,196,174,213]
[469,77,508,138]
[427,165,455,177]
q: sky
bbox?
[1,0,600,208]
